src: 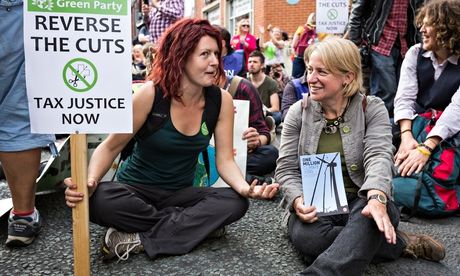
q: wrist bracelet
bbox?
[417,146,431,156]
[419,143,434,153]
[400,129,412,136]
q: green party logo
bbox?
[201,122,209,136]
[32,0,54,11]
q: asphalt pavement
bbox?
[0,185,459,275]
[0,132,459,275]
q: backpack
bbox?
[120,85,222,182]
[393,110,460,218]
[292,78,308,101]
[227,75,243,97]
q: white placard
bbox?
[212,99,249,187]
[316,0,349,34]
[23,0,132,134]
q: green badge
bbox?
[343,126,351,133]
[201,122,209,136]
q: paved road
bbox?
[0,185,459,275]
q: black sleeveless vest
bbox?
[415,49,460,113]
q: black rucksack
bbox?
[120,85,222,177]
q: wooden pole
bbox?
[70,134,90,276]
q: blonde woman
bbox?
[231,18,257,70]
[276,37,445,274]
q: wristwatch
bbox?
[367,194,387,205]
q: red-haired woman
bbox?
[64,18,278,262]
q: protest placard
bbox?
[316,0,349,34]
[24,0,132,134]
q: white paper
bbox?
[212,100,249,187]
[23,1,132,134]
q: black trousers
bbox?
[289,197,404,275]
[89,182,249,259]
[247,145,279,177]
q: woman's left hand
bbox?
[397,148,429,177]
[361,200,396,244]
[245,178,279,199]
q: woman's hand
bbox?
[397,147,429,176]
[394,133,418,166]
[293,197,318,223]
[361,198,396,244]
[64,177,98,208]
[245,178,279,199]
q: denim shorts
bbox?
[0,2,55,151]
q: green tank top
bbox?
[117,113,211,190]
[317,123,359,194]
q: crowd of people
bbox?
[1,0,459,274]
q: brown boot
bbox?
[398,230,446,262]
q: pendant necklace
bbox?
[322,99,350,135]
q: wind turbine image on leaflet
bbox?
[310,153,346,213]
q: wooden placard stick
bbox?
[70,134,90,275]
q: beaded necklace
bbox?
[322,98,350,135]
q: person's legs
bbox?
[300,198,404,275]
[0,150,41,212]
[370,47,400,117]
[0,4,55,247]
[89,183,248,260]
[246,145,279,176]
[271,111,282,126]
[292,56,306,79]
[140,186,248,259]
[288,213,345,262]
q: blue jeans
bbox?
[0,2,54,151]
[289,197,404,275]
[370,47,402,117]
[292,56,306,79]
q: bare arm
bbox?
[215,90,278,199]
[268,93,280,112]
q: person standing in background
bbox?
[231,18,257,72]
[291,13,317,78]
[142,0,184,44]
[0,0,55,247]
[348,0,424,117]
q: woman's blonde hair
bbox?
[311,37,363,97]
[236,18,250,35]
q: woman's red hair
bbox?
[149,18,225,101]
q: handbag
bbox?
[393,109,460,217]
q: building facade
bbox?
[193,0,315,40]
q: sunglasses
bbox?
[241,24,250,27]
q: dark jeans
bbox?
[370,46,402,117]
[89,182,248,259]
[292,56,306,79]
[288,197,404,275]
[246,144,279,176]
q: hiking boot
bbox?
[399,230,445,262]
[6,209,42,247]
[101,227,144,262]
